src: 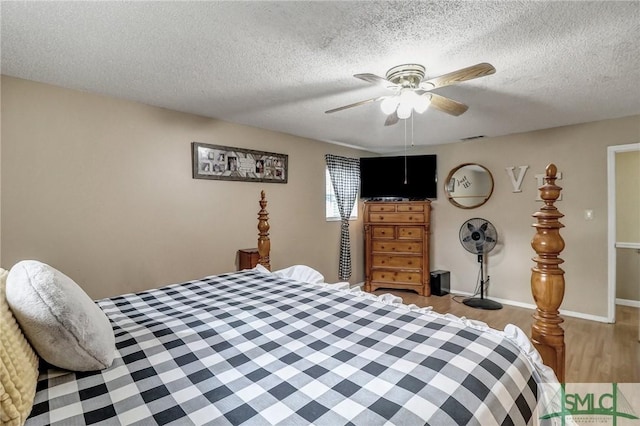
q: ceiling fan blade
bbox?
[429,93,469,116]
[325,96,384,114]
[421,62,496,89]
[354,73,399,89]
[384,110,399,126]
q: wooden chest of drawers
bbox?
[364,200,431,296]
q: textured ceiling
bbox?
[2,1,639,153]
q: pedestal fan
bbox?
[459,218,502,310]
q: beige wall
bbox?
[616,151,640,243]
[615,150,640,302]
[395,115,640,318]
[3,75,639,317]
[1,76,368,299]
[0,77,3,263]
[617,248,640,301]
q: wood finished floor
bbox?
[373,290,640,383]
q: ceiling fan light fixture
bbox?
[380,97,400,115]
[400,89,418,103]
[414,94,431,114]
[397,103,413,119]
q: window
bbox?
[326,168,358,221]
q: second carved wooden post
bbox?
[531,164,566,382]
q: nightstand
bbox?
[238,248,260,270]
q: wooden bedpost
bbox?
[257,190,271,270]
[531,164,566,382]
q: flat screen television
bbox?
[359,155,437,199]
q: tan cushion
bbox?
[0,268,39,425]
[6,260,115,372]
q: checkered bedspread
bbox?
[27,270,539,425]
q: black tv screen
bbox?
[360,155,437,199]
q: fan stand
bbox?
[463,254,503,310]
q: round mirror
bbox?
[445,163,494,209]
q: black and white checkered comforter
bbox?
[27,269,542,425]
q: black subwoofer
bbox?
[430,270,450,296]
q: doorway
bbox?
[607,143,640,323]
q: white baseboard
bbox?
[449,288,611,323]
[449,289,474,297]
[616,298,640,308]
[559,308,610,323]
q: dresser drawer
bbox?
[397,205,424,212]
[372,255,422,269]
[397,227,424,239]
[372,270,422,284]
[368,213,425,223]
[368,204,397,212]
[371,226,395,239]
[372,241,421,253]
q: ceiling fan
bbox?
[325,62,495,126]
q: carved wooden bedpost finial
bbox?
[257,190,271,270]
[531,164,566,382]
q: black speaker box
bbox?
[430,270,450,296]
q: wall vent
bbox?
[460,135,486,141]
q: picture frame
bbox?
[192,142,288,183]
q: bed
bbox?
[1,166,567,425]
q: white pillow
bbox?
[273,265,325,284]
[6,260,115,371]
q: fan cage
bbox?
[459,218,498,255]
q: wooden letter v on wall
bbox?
[505,165,529,193]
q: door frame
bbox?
[607,142,640,323]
